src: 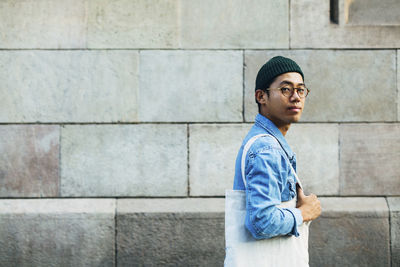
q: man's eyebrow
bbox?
[279,80,305,86]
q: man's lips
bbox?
[288,106,302,111]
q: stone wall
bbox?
[0,0,399,266]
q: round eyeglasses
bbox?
[265,86,310,98]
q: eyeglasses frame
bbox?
[264,86,310,99]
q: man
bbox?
[226,56,321,266]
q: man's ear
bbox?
[255,89,267,104]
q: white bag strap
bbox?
[240,134,303,189]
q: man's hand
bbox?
[296,184,321,222]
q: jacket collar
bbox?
[254,113,295,162]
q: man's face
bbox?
[260,72,306,128]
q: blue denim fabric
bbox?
[233,114,303,239]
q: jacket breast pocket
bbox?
[281,177,296,201]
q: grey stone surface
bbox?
[0,199,115,267]
[0,197,392,266]
[291,0,400,48]
[388,197,400,267]
[180,0,288,48]
[286,124,339,196]
[339,124,400,195]
[116,197,391,266]
[318,197,389,217]
[0,0,86,48]
[87,0,179,48]
[244,50,397,122]
[139,50,243,122]
[0,125,59,197]
[0,50,138,123]
[61,124,187,197]
[117,198,225,213]
[398,50,400,121]
[117,198,224,266]
[309,197,390,266]
[189,124,251,196]
[344,0,400,26]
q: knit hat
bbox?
[255,56,304,90]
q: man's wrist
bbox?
[285,207,303,237]
[298,206,308,222]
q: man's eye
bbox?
[281,87,291,92]
[297,88,305,93]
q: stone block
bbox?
[87,0,179,48]
[0,125,59,197]
[291,0,400,48]
[61,124,187,197]
[244,50,396,122]
[343,0,400,26]
[332,0,400,26]
[180,0,288,48]
[0,50,138,123]
[309,197,390,266]
[398,50,400,121]
[339,124,400,195]
[0,0,86,48]
[388,197,400,267]
[117,198,224,266]
[139,51,243,122]
[285,124,339,195]
[0,199,115,267]
[189,124,251,196]
[116,197,391,266]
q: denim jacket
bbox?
[233,114,303,239]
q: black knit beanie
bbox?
[255,56,304,90]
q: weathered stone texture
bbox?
[286,124,339,195]
[0,0,86,48]
[309,197,390,266]
[345,0,400,26]
[388,197,400,267]
[0,125,59,197]
[117,198,225,266]
[139,51,243,122]
[61,124,187,197]
[0,50,138,123]
[398,50,400,121]
[180,0,288,48]
[116,198,390,266]
[339,124,400,195]
[0,199,115,267]
[189,124,251,196]
[117,198,225,214]
[87,0,179,48]
[291,0,400,48]
[0,197,391,266]
[244,50,396,122]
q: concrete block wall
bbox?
[0,0,399,266]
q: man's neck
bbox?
[278,124,290,136]
[259,112,291,136]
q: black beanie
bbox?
[255,56,304,91]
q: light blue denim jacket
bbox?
[233,114,303,239]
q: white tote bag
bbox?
[225,134,310,267]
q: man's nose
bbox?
[290,90,301,101]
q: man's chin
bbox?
[289,116,302,123]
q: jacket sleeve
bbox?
[244,147,303,239]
